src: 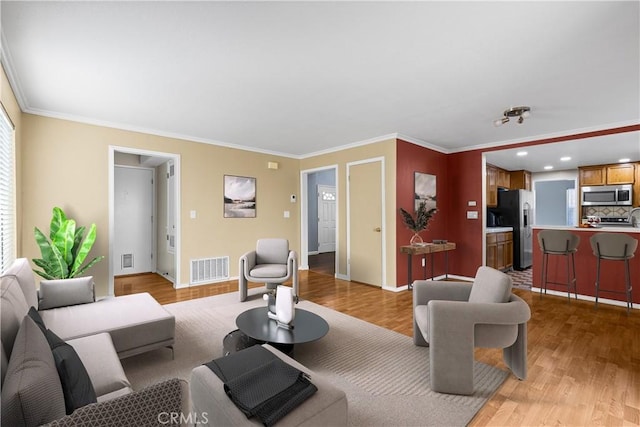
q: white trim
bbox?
[299,165,338,275]
[299,134,398,159]
[395,133,448,154]
[109,146,182,295]
[450,120,640,154]
[0,34,29,112]
[346,156,386,287]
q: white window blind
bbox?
[0,106,15,274]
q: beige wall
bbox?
[300,139,397,287]
[1,65,23,259]
[21,114,300,296]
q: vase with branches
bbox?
[399,201,437,245]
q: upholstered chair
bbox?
[238,239,298,302]
[413,266,531,395]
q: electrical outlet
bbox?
[421,258,426,267]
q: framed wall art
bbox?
[414,172,436,212]
[224,175,256,218]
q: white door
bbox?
[317,184,336,253]
[114,166,154,275]
[348,160,383,287]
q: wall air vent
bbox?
[122,254,133,269]
[190,256,229,285]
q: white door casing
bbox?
[317,184,336,253]
[114,166,154,275]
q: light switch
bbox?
[466,211,478,219]
[468,200,477,207]
[190,210,196,219]
[284,211,290,218]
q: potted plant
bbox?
[33,207,104,279]
[400,201,437,245]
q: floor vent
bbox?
[190,256,229,285]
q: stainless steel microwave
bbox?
[581,184,633,206]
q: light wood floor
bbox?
[115,271,640,426]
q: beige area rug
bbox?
[121,288,508,426]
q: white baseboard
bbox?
[308,251,319,256]
[336,273,349,281]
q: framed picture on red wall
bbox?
[414,172,436,212]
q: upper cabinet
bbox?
[486,164,498,207]
[579,163,635,186]
[606,164,635,184]
[497,169,510,189]
[579,166,607,186]
[510,170,532,190]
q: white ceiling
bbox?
[1,1,639,163]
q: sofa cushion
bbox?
[0,315,66,426]
[45,329,98,414]
[4,258,38,309]
[67,333,133,399]
[27,306,98,413]
[40,293,175,358]
[1,273,32,368]
[468,266,512,304]
[39,276,95,310]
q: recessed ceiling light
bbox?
[543,165,553,170]
[619,158,631,163]
[516,151,528,157]
[560,156,571,161]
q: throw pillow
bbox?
[38,276,95,310]
[45,329,98,414]
[0,315,66,426]
[27,305,47,333]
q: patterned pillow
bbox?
[0,315,66,425]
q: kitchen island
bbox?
[532,226,640,307]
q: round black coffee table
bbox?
[235,307,329,355]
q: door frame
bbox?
[346,157,386,286]
[113,165,155,276]
[108,146,182,295]
[299,165,338,276]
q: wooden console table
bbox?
[400,242,456,290]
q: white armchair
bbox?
[238,239,298,302]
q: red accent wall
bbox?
[396,124,640,284]
[396,140,449,286]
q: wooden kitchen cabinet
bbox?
[510,170,531,190]
[486,165,498,207]
[606,164,635,184]
[497,169,511,189]
[486,231,513,271]
[579,166,607,186]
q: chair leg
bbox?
[565,253,571,302]
[625,259,632,315]
[571,252,578,301]
[595,256,600,310]
[540,252,547,297]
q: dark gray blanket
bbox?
[205,346,317,426]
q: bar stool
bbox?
[589,232,637,314]
[537,230,580,301]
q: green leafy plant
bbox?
[33,207,104,279]
[400,201,437,233]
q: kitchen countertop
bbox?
[485,227,514,233]
[532,225,640,233]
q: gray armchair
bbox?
[239,238,298,302]
[413,266,531,395]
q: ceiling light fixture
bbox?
[619,158,631,163]
[560,156,571,161]
[493,106,531,127]
[543,165,553,170]
[516,151,528,156]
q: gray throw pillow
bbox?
[38,276,95,310]
[0,315,66,426]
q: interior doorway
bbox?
[108,146,181,295]
[300,166,337,277]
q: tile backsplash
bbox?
[582,206,631,217]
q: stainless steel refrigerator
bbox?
[496,189,534,270]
